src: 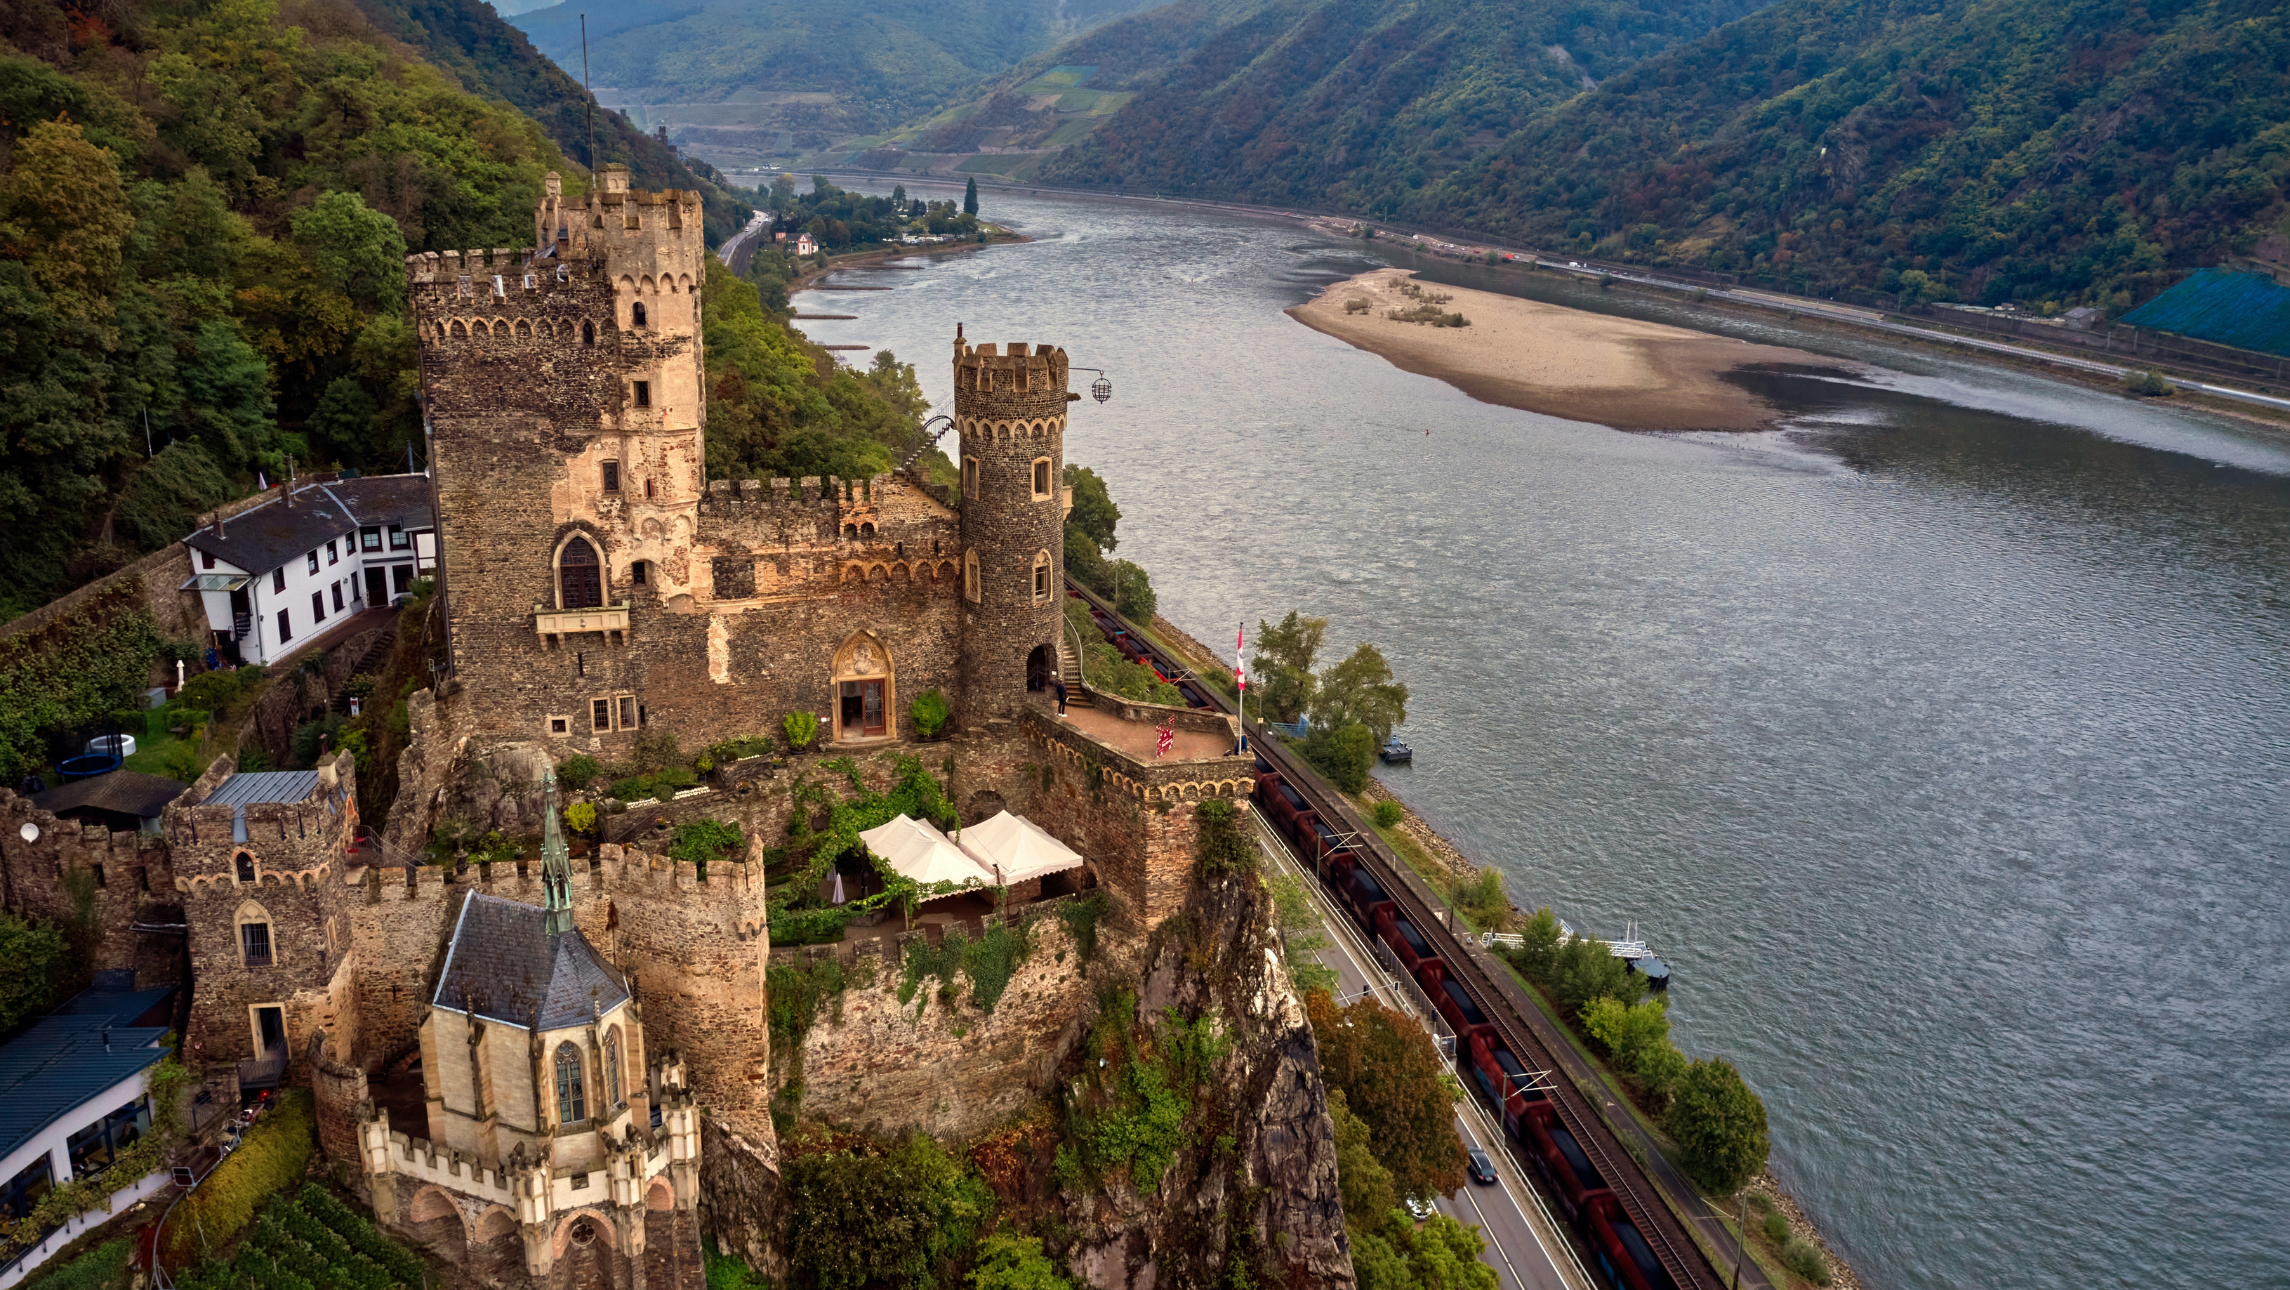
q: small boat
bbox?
[1379,738,1413,764]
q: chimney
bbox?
[284,456,296,507]
[214,508,226,541]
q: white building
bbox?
[181,475,437,668]
[0,985,177,1288]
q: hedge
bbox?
[162,1089,315,1268]
[18,1238,131,1290]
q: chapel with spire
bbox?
[356,771,703,1285]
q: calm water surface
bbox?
[795,186,2290,1290]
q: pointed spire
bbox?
[541,767,575,936]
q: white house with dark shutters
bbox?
[181,475,438,667]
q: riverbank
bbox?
[783,227,1027,296]
[1288,268,1858,432]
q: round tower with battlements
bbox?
[954,326,1074,720]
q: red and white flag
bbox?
[1236,623,1246,695]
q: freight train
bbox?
[1063,586,1682,1290]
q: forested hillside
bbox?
[348,0,752,243]
[509,0,1162,139]
[1,0,811,625]
[1412,0,2290,309]
[1035,0,1774,212]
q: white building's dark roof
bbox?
[0,1008,169,1161]
[182,475,435,576]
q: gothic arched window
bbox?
[582,320,596,345]
[234,852,255,883]
[559,538,602,609]
[554,1042,586,1124]
[604,1028,624,1109]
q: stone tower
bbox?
[954,327,1073,719]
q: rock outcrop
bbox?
[1065,850,1355,1289]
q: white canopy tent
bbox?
[858,815,994,900]
[958,810,1088,886]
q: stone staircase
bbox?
[1056,631,1092,707]
[330,625,397,714]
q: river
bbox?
[790,184,2290,1290]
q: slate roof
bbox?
[433,894,630,1031]
[0,1013,169,1161]
[182,474,435,575]
[204,770,320,842]
[31,771,189,822]
[52,985,177,1029]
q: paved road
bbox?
[718,210,770,276]
[1545,262,2290,415]
[1254,819,1586,1290]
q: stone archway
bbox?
[406,1185,468,1267]
[831,631,895,742]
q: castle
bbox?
[0,166,1271,1287]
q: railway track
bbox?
[1062,578,1730,1290]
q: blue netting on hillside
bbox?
[2120,269,2290,357]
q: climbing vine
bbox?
[1061,993,1232,1195]
[0,1056,192,1259]
[769,756,967,944]
[1056,891,1111,966]
[895,918,1034,1018]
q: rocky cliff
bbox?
[1062,829,1355,1288]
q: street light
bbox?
[1071,368,1113,403]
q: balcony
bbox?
[535,601,630,644]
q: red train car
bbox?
[1254,774,1317,842]
[1583,1194,1677,1290]
[1418,961,1493,1036]
[1516,1102,1608,1224]
[1373,904,1440,975]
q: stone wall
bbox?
[771,896,1110,1141]
[0,790,184,990]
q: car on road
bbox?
[1467,1147,1498,1186]
[1404,1196,1435,1221]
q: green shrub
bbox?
[1500,908,1563,982]
[1371,800,1403,828]
[1301,722,1376,793]
[564,802,598,835]
[1761,1210,1790,1245]
[164,1089,315,1267]
[784,710,820,750]
[20,1237,132,1290]
[235,746,275,773]
[783,1133,991,1290]
[1452,868,1512,932]
[670,819,743,868]
[909,688,952,738]
[1547,934,1645,1016]
[0,912,67,1033]
[1781,1236,1830,1285]
[557,753,601,790]
[2122,367,2174,396]
[966,1233,1074,1289]
[704,1235,771,1289]
[1080,643,1182,705]
[289,714,344,769]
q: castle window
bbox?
[515,318,532,338]
[632,302,647,329]
[963,458,978,501]
[602,461,621,493]
[272,568,286,593]
[631,560,647,586]
[549,716,570,736]
[235,853,255,882]
[523,273,537,290]
[592,698,611,732]
[582,320,596,345]
[1032,457,1052,499]
[644,478,656,500]
[240,921,272,968]
[604,1029,624,1109]
[964,550,980,604]
[617,696,637,729]
[361,527,381,552]
[1033,550,1051,601]
[554,1042,586,1124]
[633,381,651,408]
[276,609,291,643]
[861,522,875,538]
[559,537,603,610]
[556,263,569,282]
[306,550,320,575]
[203,550,216,570]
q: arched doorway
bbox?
[1025,645,1050,693]
[832,632,894,741]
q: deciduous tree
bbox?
[1308,990,1466,1200]
[1252,610,1326,723]
[1668,1057,1769,1195]
[1311,642,1408,747]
